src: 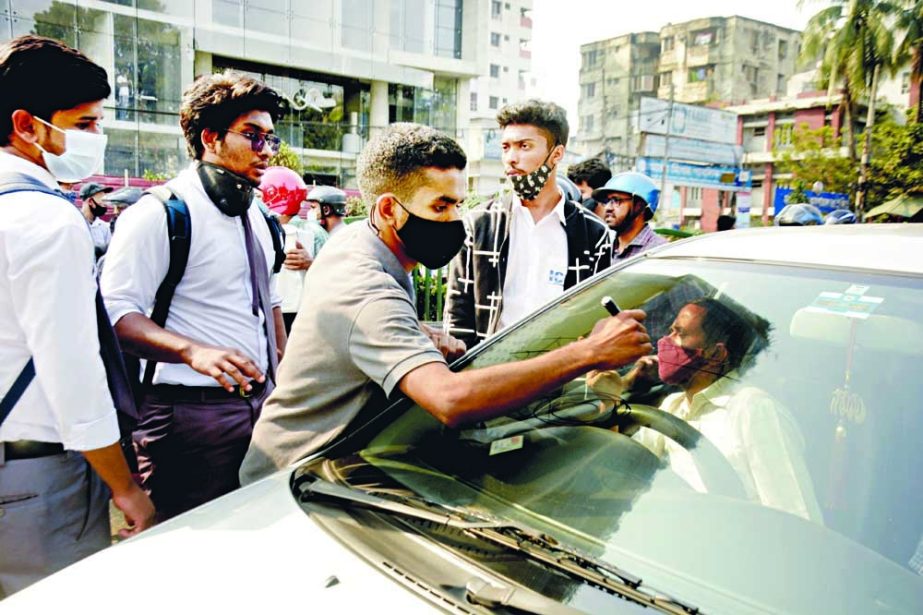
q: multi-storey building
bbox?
[466,0,534,194]
[1,0,491,189]
[576,16,802,162]
[577,32,660,170]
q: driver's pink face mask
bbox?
[656,336,709,385]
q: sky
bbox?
[530,0,816,127]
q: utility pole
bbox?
[659,82,675,211]
[855,64,880,222]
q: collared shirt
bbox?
[101,164,281,387]
[613,223,667,261]
[278,218,325,314]
[240,222,445,482]
[87,217,111,256]
[635,373,823,522]
[496,190,568,330]
[0,151,118,450]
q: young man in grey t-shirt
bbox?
[240,123,652,483]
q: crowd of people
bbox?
[0,34,806,597]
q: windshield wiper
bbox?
[297,477,701,615]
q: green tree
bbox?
[801,0,900,160]
[867,113,923,204]
[268,141,304,175]
[775,123,856,195]
[895,0,923,122]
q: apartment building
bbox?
[576,16,802,162]
[466,0,534,194]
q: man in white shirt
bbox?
[0,35,154,596]
[101,71,288,519]
[591,297,822,522]
[445,100,612,348]
[78,181,112,257]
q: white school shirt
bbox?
[0,151,119,450]
[87,217,111,254]
[278,221,316,314]
[101,164,281,387]
[496,190,568,331]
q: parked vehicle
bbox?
[6,225,923,614]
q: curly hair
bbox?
[356,123,467,204]
[567,158,612,189]
[0,35,110,146]
[179,71,286,159]
[496,99,569,149]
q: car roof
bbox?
[650,225,923,275]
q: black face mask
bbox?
[91,203,107,218]
[196,161,255,217]
[394,200,466,270]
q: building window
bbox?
[777,74,786,93]
[692,29,715,46]
[490,32,501,47]
[491,0,502,18]
[582,114,595,133]
[489,96,499,110]
[754,126,767,137]
[489,64,500,78]
[433,0,463,59]
[390,0,426,54]
[688,65,714,83]
[902,71,911,94]
[341,0,374,52]
[659,71,672,87]
[778,39,788,59]
[582,49,600,68]
[606,77,620,86]
[662,36,674,52]
[582,82,596,99]
[470,92,478,111]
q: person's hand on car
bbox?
[421,323,467,362]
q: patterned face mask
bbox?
[510,151,554,201]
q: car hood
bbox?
[2,471,437,614]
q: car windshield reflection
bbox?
[301,257,923,614]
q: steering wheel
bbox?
[617,403,748,500]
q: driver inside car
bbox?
[590,297,823,522]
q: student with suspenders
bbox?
[0,36,154,596]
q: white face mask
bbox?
[34,117,108,183]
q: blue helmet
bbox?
[592,172,660,220]
[824,208,857,225]
[774,203,824,226]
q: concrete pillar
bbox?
[456,77,471,141]
[370,80,390,139]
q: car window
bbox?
[309,257,923,613]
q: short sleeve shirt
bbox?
[240,222,446,483]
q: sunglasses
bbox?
[226,129,282,154]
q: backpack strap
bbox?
[0,174,64,426]
[261,210,286,273]
[142,185,191,386]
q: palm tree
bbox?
[801,0,899,160]
[895,0,923,122]
[801,1,902,218]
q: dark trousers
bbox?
[133,384,272,520]
[0,450,110,597]
[283,311,297,335]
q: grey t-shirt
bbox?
[240,222,446,483]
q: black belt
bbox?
[148,380,268,403]
[2,440,65,460]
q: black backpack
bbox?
[131,185,286,390]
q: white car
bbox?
[5,225,923,614]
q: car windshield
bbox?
[304,255,923,614]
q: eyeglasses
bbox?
[605,194,634,205]
[226,130,282,154]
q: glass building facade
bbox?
[1,0,474,186]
